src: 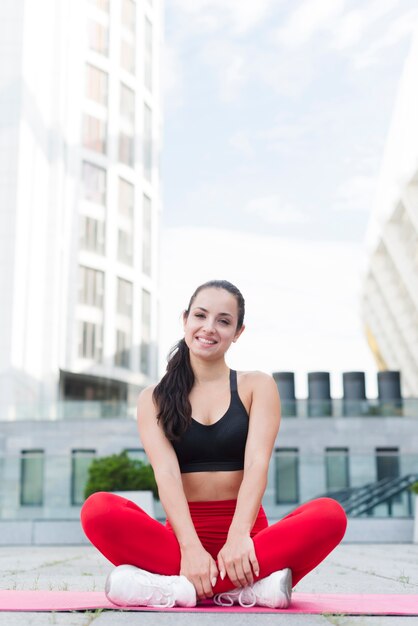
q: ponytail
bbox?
[152,338,195,441]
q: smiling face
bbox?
[183,287,245,361]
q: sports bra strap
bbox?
[230,369,238,393]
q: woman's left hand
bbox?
[217,533,260,588]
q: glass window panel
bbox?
[119,132,134,167]
[120,83,135,124]
[82,162,106,205]
[144,17,152,91]
[119,178,134,218]
[376,448,400,481]
[115,329,131,368]
[118,229,133,265]
[143,105,152,180]
[86,64,108,105]
[120,39,135,74]
[140,289,151,374]
[20,450,44,506]
[71,450,95,505]
[83,115,107,154]
[275,448,299,504]
[78,321,103,361]
[89,0,109,11]
[142,194,152,276]
[80,216,105,255]
[121,0,136,32]
[325,448,349,492]
[117,278,133,317]
[88,21,109,56]
[124,448,148,462]
[79,266,104,308]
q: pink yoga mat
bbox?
[0,590,417,614]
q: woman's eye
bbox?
[195,313,205,318]
[220,319,230,325]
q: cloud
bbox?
[333,173,379,212]
[162,42,184,113]
[160,226,377,397]
[171,0,277,35]
[228,131,253,157]
[245,195,309,225]
[277,0,346,48]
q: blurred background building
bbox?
[0,0,162,417]
[362,24,418,398]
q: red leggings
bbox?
[81,493,347,593]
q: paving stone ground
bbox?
[0,544,417,626]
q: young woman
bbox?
[81,280,347,609]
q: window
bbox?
[20,450,44,506]
[119,178,134,218]
[121,0,136,32]
[117,278,133,317]
[83,115,107,154]
[119,132,134,167]
[80,216,105,255]
[88,21,109,56]
[120,83,135,125]
[86,64,108,106]
[275,448,299,504]
[143,105,152,181]
[124,448,148,462]
[325,448,349,492]
[71,450,95,505]
[144,17,152,92]
[118,229,133,265]
[115,329,131,368]
[376,448,400,481]
[79,266,104,308]
[141,289,151,374]
[82,162,106,205]
[120,39,135,74]
[142,194,152,276]
[78,321,103,360]
[89,0,109,11]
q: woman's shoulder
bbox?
[237,369,277,392]
[237,369,274,382]
[137,384,158,410]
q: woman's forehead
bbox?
[192,288,237,313]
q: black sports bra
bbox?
[172,370,249,473]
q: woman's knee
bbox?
[316,497,347,540]
[80,491,121,530]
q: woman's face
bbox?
[183,287,245,360]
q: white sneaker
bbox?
[105,564,197,608]
[213,568,292,609]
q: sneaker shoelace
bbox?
[213,586,257,608]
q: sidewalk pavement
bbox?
[0,544,417,626]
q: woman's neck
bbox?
[189,356,230,385]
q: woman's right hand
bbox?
[180,544,219,601]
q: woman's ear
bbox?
[233,324,245,343]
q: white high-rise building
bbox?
[362,26,418,397]
[0,0,162,415]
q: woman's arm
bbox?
[137,387,219,599]
[217,372,281,587]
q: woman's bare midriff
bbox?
[181,470,244,502]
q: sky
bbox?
[158,0,418,398]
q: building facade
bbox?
[362,26,418,397]
[0,0,162,416]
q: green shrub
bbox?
[411,482,418,495]
[84,451,158,499]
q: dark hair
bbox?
[152,280,245,441]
